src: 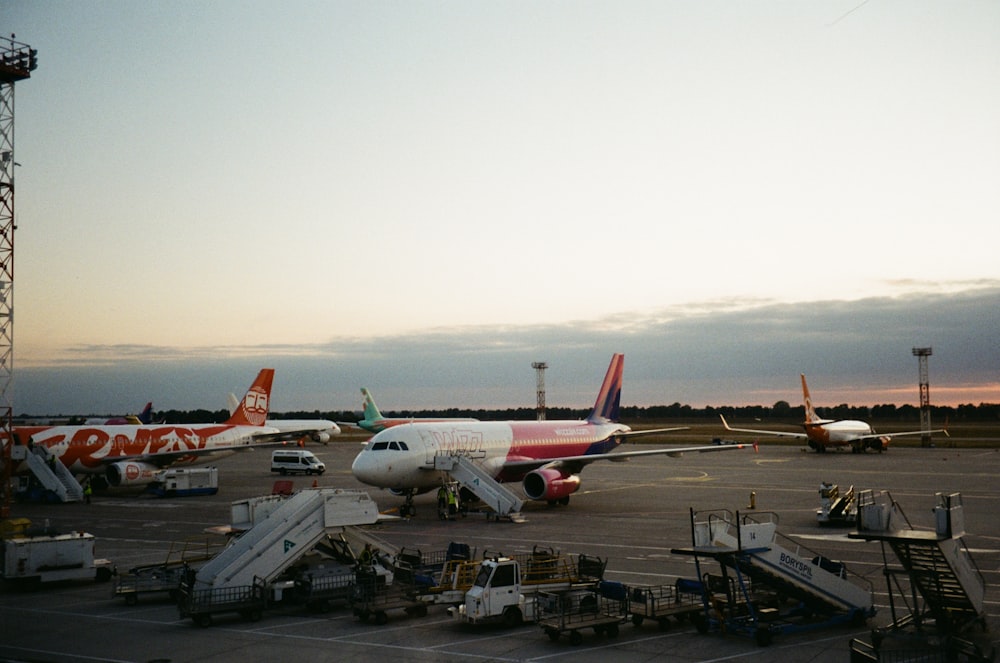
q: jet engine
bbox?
[522,467,581,502]
[106,461,161,487]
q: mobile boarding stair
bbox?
[10,445,84,503]
[177,489,380,626]
[434,454,525,522]
[671,508,875,647]
[847,491,994,663]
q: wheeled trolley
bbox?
[537,586,627,645]
[627,579,703,630]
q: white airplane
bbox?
[351,353,752,515]
[720,374,948,453]
[226,393,341,442]
[7,369,324,487]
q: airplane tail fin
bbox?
[225,368,274,427]
[361,388,384,422]
[137,402,153,425]
[587,353,624,424]
[801,374,822,424]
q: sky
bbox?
[3,1,999,416]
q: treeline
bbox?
[102,401,1000,425]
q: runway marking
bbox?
[0,645,135,663]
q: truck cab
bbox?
[463,558,527,626]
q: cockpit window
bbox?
[370,440,408,451]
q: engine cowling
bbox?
[106,461,161,487]
[522,467,581,502]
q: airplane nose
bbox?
[351,450,378,485]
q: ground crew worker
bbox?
[437,484,448,516]
[83,480,92,505]
[446,485,458,519]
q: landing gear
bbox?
[399,491,416,518]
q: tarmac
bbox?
[1,439,998,662]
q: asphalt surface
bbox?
[2,439,999,663]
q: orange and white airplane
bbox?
[5,368,317,487]
[720,374,947,453]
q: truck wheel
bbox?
[95,567,113,583]
[606,623,619,638]
[569,630,583,646]
[502,607,522,627]
[657,617,671,631]
[546,628,560,641]
[755,626,773,647]
[375,611,388,625]
[631,614,643,627]
[124,593,138,606]
[194,614,212,628]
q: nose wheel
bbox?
[400,491,416,517]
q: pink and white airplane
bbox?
[5,368,319,487]
[720,374,948,453]
[351,353,752,514]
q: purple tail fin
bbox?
[587,354,623,424]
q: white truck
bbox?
[147,467,219,497]
[2,530,114,586]
[450,553,606,626]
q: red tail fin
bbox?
[225,369,274,426]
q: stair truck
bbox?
[672,508,875,647]
[449,547,607,627]
[177,489,380,626]
[848,491,994,663]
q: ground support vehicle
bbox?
[145,467,219,498]
[114,537,224,605]
[537,586,628,645]
[627,579,703,630]
[448,549,607,625]
[177,577,268,627]
[2,529,114,586]
[817,482,856,526]
[672,507,875,647]
[847,491,993,663]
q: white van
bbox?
[270,449,325,476]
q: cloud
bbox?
[13,285,1000,415]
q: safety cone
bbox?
[312,478,319,488]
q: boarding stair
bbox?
[849,491,986,634]
[685,510,874,616]
[18,446,84,502]
[672,508,874,645]
[433,454,524,521]
[193,489,380,590]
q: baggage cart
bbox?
[177,577,268,627]
[537,586,627,645]
[294,569,356,613]
[350,572,426,625]
[627,578,703,630]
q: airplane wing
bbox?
[853,429,949,441]
[719,414,807,439]
[501,441,753,475]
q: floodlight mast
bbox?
[912,347,933,447]
[532,362,547,421]
[0,35,37,518]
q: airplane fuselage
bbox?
[351,420,630,492]
[5,423,276,474]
